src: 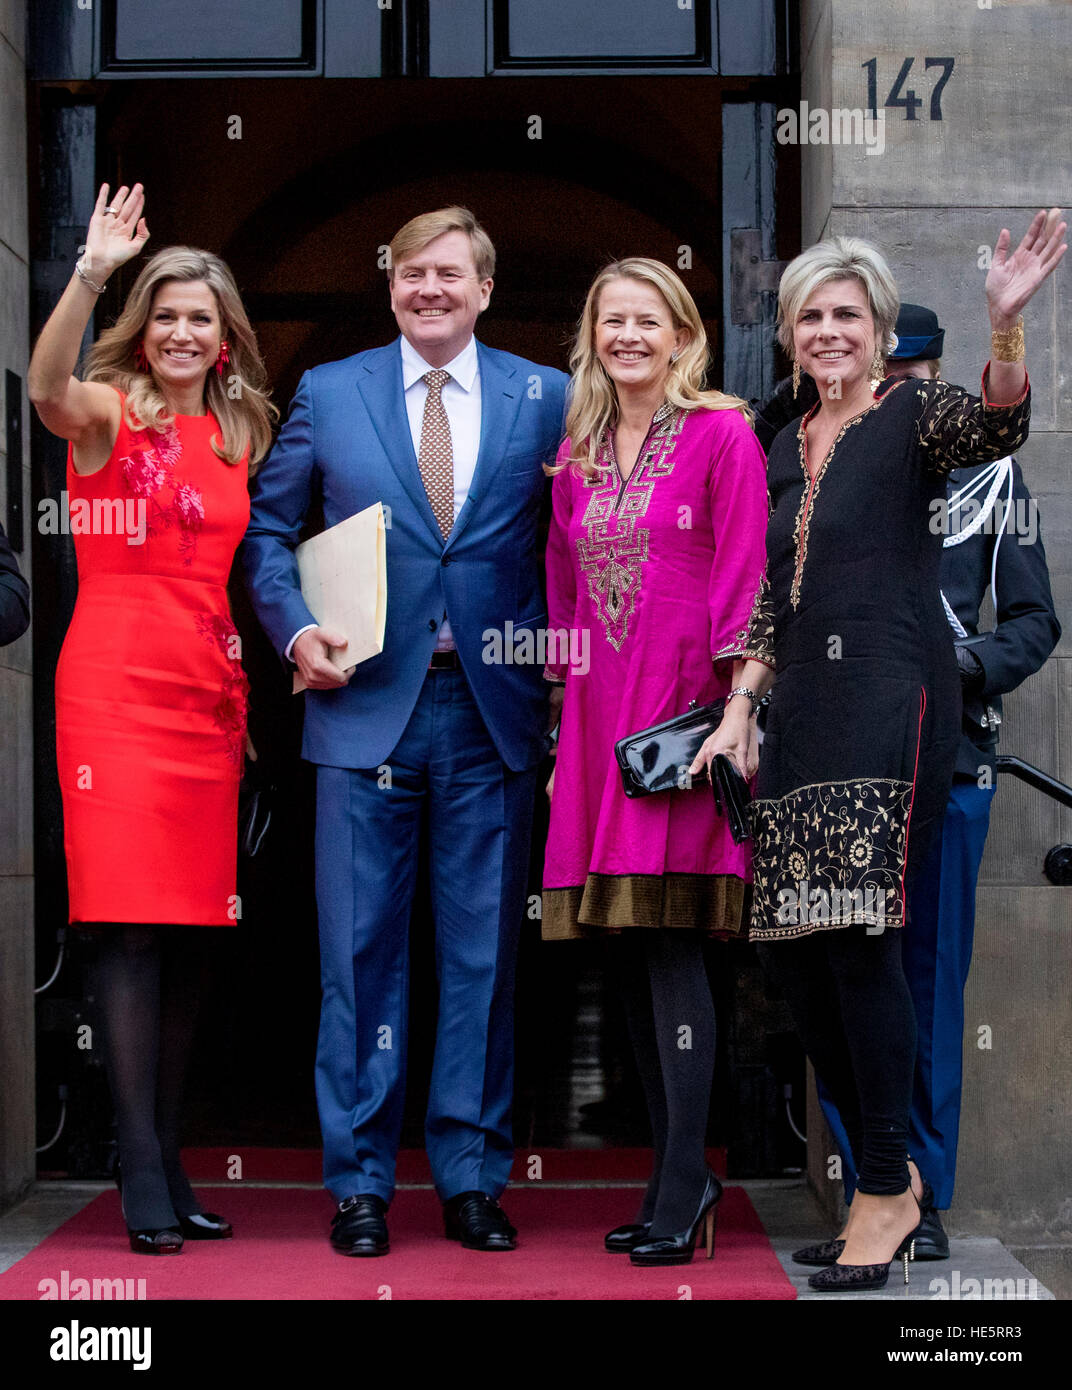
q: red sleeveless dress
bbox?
[55,397,250,926]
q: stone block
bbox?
[0,241,30,380]
[0,0,25,60]
[0,665,32,876]
[951,888,1072,1245]
[0,874,34,1211]
[800,0,833,244]
[829,1,1072,213]
[0,37,28,262]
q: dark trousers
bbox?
[314,667,537,1204]
[759,926,917,1195]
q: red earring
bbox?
[215,340,230,377]
[135,340,149,373]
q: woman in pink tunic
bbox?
[542,259,768,1263]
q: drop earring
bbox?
[792,358,801,398]
[135,340,149,374]
[215,340,230,377]
[869,348,885,388]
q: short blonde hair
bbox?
[387,207,495,282]
[557,258,751,477]
[776,236,899,363]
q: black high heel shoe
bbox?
[795,1164,934,1267]
[792,1237,845,1266]
[629,1171,722,1267]
[807,1194,921,1292]
[604,1222,651,1253]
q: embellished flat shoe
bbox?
[177,1212,233,1240]
[128,1227,183,1255]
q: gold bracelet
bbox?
[991,316,1025,364]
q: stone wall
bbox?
[0,0,35,1213]
[799,0,1072,1282]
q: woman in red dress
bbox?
[29,183,276,1253]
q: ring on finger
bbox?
[104,207,119,216]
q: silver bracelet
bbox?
[75,257,107,294]
[727,685,766,717]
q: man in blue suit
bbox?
[242,207,568,1254]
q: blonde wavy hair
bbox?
[84,246,277,469]
[556,258,751,478]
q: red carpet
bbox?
[1,1185,793,1301]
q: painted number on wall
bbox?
[862,58,955,121]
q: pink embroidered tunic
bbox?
[54,392,250,926]
[541,404,769,939]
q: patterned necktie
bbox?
[418,369,455,540]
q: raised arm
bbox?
[984,206,1066,405]
[28,184,150,469]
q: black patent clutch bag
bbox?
[614,700,725,798]
[711,753,752,845]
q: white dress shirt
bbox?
[285,335,482,661]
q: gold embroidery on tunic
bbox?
[575,408,685,652]
[749,775,915,940]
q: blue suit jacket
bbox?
[241,337,569,772]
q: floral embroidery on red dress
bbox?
[575,406,684,652]
[120,423,205,566]
[195,614,249,767]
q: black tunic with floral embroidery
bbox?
[743,369,1030,941]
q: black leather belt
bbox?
[428,650,461,670]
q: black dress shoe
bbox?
[443,1191,517,1251]
[178,1212,233,1240]
[912,1181,949,1259]
[604,1222,651,1253]
[330,1195,389,1257]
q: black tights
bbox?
[86,925,211,1229]
[614,931,716,1236]
[757,927,916,1196]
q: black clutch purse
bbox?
[711,753,752,845]
[614,700,725,798]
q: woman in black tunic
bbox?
[692,209,1064,1290]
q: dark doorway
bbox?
[34,73,805,1175]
